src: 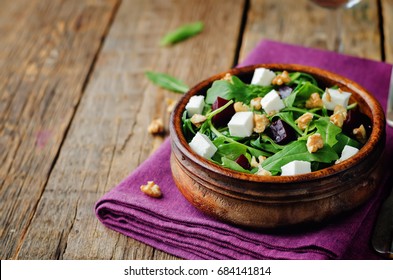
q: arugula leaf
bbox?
[221,157,252,173]
[160,21,204,46]
[214,142,247,161]
[247,84,274,98]
[145,71,189,93]
[205,76,272,104]
[247,145,271,158]
[314,117,341,147]
[277,112,303,136]
[332,133,361,154]
[284,82,323,107]
[261,141,338,175]
[288,72,318,86]
[182,111,196,142]
[205,76,246,104]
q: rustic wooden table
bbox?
[1,0,392,260]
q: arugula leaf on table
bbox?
[160,21,204,46]
[261,141,338,175]
[145,71,189,93]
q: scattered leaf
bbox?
[160,21,204,46]
[145,71,189,93]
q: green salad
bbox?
[182,68,371,176]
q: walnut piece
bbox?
[333,105,347,118]
[325,89,332,102]
[250,97,262,110]
[305,93,323,109]
[166,98,177,113]
[253,113,270,133]
[234,102,249,112]
[353,124,367,143]
[140,181,162,198]
[147,118,164,134]
[222,73,232,82]
[190,114,207,128]
[307,133,324,153]
[330,113,344,127]
[272,70,291,86]
[255,166,272,176]
[250,155,267,168]
[296,112,313,131]
[329,105,347,128]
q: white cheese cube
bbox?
[227,111,254,137]
[251,68,276,86]
[189,132,217,159]
[322,88,351,111]
[281,160,311,176]
[335,145,359,164]
[185,95,205,117]
[261,89,285,114]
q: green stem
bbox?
[282,107,323,118]
[347,102,357,110]
[206,99,234,120]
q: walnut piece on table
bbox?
[140,181,162,198]
[147,118,164,135]
[166,98,177,113]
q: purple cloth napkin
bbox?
[95,40,393,259]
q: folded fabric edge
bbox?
[95,199,336,260]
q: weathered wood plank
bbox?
[0,0,119,259]
[17,0,246,260]
[239,0,382,62]
[382,0,393,63]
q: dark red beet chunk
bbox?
[343,109,372,137]
[268,119,297,145]
[211,97,236,127]
[235,154,251,170]
[278,86,293,99]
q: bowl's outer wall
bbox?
[169,64,386,228]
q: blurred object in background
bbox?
[310,0,363,52]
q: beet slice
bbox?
[211,97,236,127]
[278,85,293,99]
[235,154,251,170]
[267,119,297,145]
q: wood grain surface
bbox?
[15,0,245,260]
[0,0,391,260]
[0,0,119,260]
[239,0,382,61]
[382,0,393,62]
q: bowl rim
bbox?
[170,63,386,183]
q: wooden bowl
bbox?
[169,64,386,228]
